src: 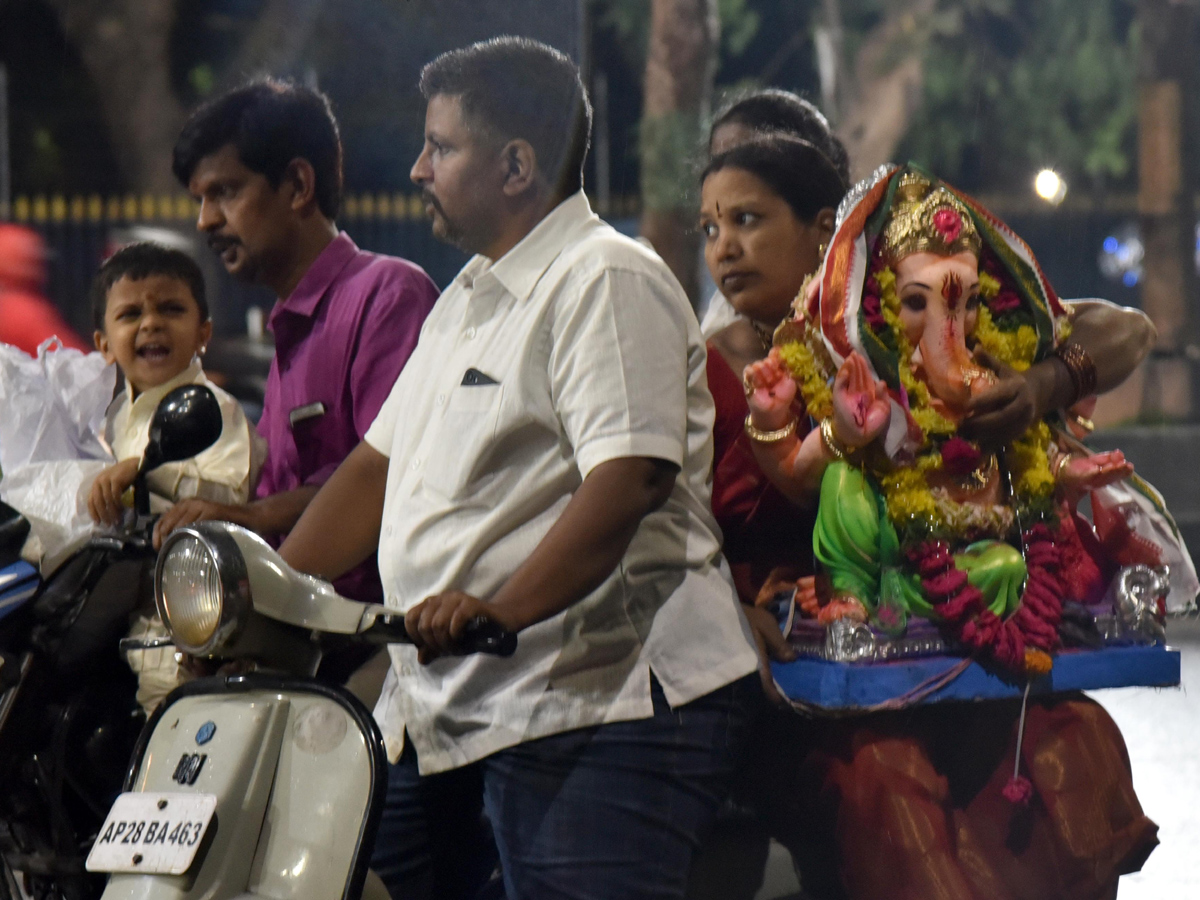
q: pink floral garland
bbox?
[907,523,1065,675]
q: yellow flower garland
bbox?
[1009,420,1056,502]
[973,306,1038,373]
[978,271,1001,299]
[778,340,833,420]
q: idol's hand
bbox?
[816,595,868,626]
[744,348,798,430]
[796,576,821,619]
[831,352,890,449]
[1058,449,1133,506]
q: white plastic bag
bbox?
[0,339,118,569]
[0,338,116,474]
[1092,474,1200,613]
[0,459,111,572]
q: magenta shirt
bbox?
[256,233,438,602]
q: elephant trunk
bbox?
[917,307,992,418]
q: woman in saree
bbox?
[695,138,1159,899]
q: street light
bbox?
[1034,169,1067,205]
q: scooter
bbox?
[86,501,515,897]
[0,385,225,900]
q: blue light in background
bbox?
[1122,271,1139,287]
[1104,236,1119,254]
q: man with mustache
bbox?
[156,78,438,620]
[278,37,759,899]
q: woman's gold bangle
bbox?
[820,418,851,460]
[1070,412,1096,434]
[1053,452,1073,481]
[744,414,796,444]
[1053,342,1097,406]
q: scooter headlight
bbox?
[155,525,250,656]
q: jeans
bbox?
[370,674,757,900]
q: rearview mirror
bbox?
[134,385,224,517]
[141,385,223,474]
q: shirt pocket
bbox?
[291,407,340,484]
[421,384,504,499]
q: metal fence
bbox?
[7,189,1147,342]
[6,191,487,339]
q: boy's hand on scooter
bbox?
[405,591,513,665]
[88,458,140,527]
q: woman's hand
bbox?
[743,348,797,430]
[961,350,1063,449]
[831,352,890,449]
[1057,449,1133,506]
[1065,395,1098,440]
[87,458,140,526]
[742,603,796,705]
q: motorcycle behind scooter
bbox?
[0,385,225,900]
[86,511,515,898]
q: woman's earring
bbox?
[818,242,828,258]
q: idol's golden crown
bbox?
[881,172,981,264]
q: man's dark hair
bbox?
[710,88,850,189]
[91,243,208,331]
[703,136,848,224]
[172,78,344,219]
[420,37,592,197]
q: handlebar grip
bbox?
[369,614,517,657]
[459,616,518,657]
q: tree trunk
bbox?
[46,0,323,194]
[831,0,936,183]
[46,0,184,193]
[218,0,325,91]
[1137,0,1198,420]
[639,0,719,305]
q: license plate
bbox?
[85,792,217,875]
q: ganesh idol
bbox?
[743,165,1196,677]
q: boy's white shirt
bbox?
[104,357,265,509]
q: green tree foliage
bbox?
[897,0,1137,191]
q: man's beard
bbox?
[422,191,470,251]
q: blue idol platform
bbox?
[771,644,1182,712]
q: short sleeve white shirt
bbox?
[365,192,757,774]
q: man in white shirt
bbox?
[279,37,759,900]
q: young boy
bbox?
[87,242,264,711]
